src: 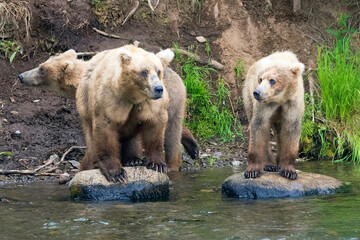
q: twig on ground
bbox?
[0,146,86,175]
[122,0,139,25]
[170,47,224,70]
[93,27,131,40]
[148,0,160,11]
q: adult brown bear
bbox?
[19,48,198,174]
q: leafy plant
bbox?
[0,40,23,64]
[315,15,360,163]
[234,58,245,79]
[173,43,244,143]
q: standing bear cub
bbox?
[242,51,305,180]
[76,45,174,182]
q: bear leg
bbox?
[245,115,270,178]
[79,120,95,171]
[93,120,127,182]
[164,117,183,171]
[181,126,199,159]
[277,116,301,180]
[142,122,167,173]
[121,136,144,167]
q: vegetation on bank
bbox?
[301,14,360,163]
[173,43,244,143]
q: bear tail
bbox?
[181,126,199,159]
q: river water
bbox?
[1,161,359,240]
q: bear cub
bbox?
[242,51,305,180]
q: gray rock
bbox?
[213,152,222,159]
[59,172,70,185]
[69,168,169,201]
[222,171,344,199]
[68,160,80,169]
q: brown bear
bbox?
[242,51,305,180]
[75,45,178,181]
[18,49,198,172]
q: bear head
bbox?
[117,45,174,101]
[253,62,304,103]
[18,49,81,99]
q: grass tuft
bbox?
[174,43,244,143]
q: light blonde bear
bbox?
[242,51,305,180]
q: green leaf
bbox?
[9,52,16,64]
[0,152,12,157]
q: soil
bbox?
[0,0,358,182]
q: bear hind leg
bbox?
[121,136,144,167]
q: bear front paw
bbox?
[146,162,167,173]
[280,169,298,180]
[100,166,127,182]
[244,170,262,178]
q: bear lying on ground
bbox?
[242,51,305,180]
[19,48,198,173]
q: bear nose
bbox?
[253,90,261,100]
[154,86,163,97]
[18,74,24,83]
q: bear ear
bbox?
[156,49,174,68]
[118,49,132,65]
[63,49,77,59]
[63,60,75,72]
[290,62,305,76]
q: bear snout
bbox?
[153,86,163,99]
[253,89,261,101]
[18,74,24,83]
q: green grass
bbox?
[174,43,244,143]
[0,40,23,64]
[91,0,106,11]
[0,152,12,157]
[314,15,360,163]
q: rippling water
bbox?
[1,161,360,239]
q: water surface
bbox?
[1,161,359,239]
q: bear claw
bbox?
[280,170,297,180]
[147,163,167,173]
[244,170,261,179]
[124,159,144,167]
[103,168,127,183]
[264,165,279,172]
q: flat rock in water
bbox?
[69,168,169,201]
[222,171,344,199]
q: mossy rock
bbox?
[69,168,169,201]
[222,171,344,199]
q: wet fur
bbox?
[19,49,199,174]
[242,51,305,180]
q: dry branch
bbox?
[122,0,139,25]
[92,27,131,40]
[0,146,86,176]
[170,48,224,70]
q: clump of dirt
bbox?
[0,0,356,175]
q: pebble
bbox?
[196,36,207,43]
[231,160,241,166]
[213,152,222,159]
[59,172,70,185]
[69,160,80,169]
[10,111,19,115]
[15,130,21,135]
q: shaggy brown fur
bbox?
[19,49,199,173]
[76,45,174,181]
[242,51,305,180]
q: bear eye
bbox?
[39,67,46,75]
[157,70,161,77]
[269,79,276,85]
[141,69,148,77]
